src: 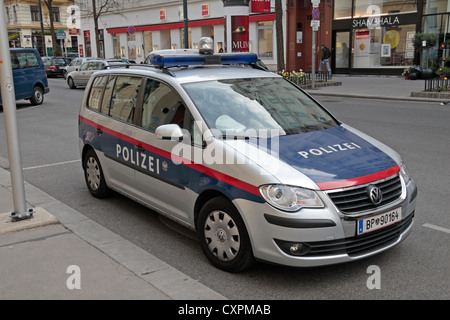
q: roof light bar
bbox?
[149,52,258,68]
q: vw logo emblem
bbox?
[367,185,383,205]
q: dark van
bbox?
[0,48,49,106]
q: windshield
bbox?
[183,77,339,137]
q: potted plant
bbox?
[436,66,450,80]
[413,33,438,79]
[402,66,420,80]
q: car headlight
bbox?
[400,161,411,184]
[259,185,324,212]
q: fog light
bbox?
[289,243,310,256]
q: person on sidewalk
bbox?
[318,44,332,78]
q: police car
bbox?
[78,37,417,272]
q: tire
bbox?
[68,77,76,89]
[83,149,110,198]
[29,86,44,106]
[197,197,255,272]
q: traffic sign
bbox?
[312,7,320,20]
[128,26,135,35]
[311,0,320,8]
[311,20,320,31]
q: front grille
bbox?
[303,212,414,257]
[326,174,402,214]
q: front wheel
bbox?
[68,77,76,89]
[83,148,110,198]
[197,197,255,272]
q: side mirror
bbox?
[155,124,184,141]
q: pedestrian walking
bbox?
[318,44,332,78]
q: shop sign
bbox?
[69,28,79,35]
[8,32,20,41]
[251,0,270,13]
[160,9,166,21]
[352,15,400,29]
[202,4,209,16]
[84,30,90,38]
[231,15,249,52]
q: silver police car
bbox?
[78,38,417,272]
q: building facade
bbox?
[75,0,281,70]
[285,0,448,75]
[5,0,76,56]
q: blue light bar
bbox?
[149,52,258,68]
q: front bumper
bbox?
[234,178,417,267]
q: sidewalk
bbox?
[0,166,226,300]
[305,74,447,102]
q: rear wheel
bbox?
[197,197,255,272]
[83,149,110,198]
[29,86,44,105]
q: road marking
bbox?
[23,159,81,171]
[423,223,450,235]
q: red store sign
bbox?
[160,9,166,21]
[251,0,270,13]
[202,4,209,16]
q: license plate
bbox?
[357,207,402,235]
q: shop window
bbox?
[352,24,416,68]
[258,21,273,58]
[128,34,136,60]
[354,0,417,18]
[143,31,153,57]
[112,33,120,58]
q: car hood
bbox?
[223,125,400,190]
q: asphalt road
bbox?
[0,78,448,299]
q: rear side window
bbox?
[11,52,40,70]
[87,76,107,111]
[107,76,142,123]
[141,79,184,132]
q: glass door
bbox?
[334,31,350,73]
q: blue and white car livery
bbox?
[78,38,417,272]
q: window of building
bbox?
[257,21,273,58]
[141,79,184,132]
[354,0,417,18]
[334,0,352,19]
[52,7,60,23]
[423,0,448,15]
[143,31,153,57]
[127,33,136,60]
[112,33,121,58]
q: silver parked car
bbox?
[67,59,131,89]
[63,57,92,79]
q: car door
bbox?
[73,61,89,86]
[132,77,190,222]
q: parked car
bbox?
[78,39,417,272]
[42,56,69,78]
[0,48,49,106]
[67,59,132,89]
[63,57,92,79]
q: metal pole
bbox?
[38,0,46,56]
[312,30,316,89]
[0,0,33,221]
[183,0,188,48]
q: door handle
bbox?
[96,128,103,135]
[134,145,144,152]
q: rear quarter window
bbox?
[14,52,40,69]
[87,76,107,112]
